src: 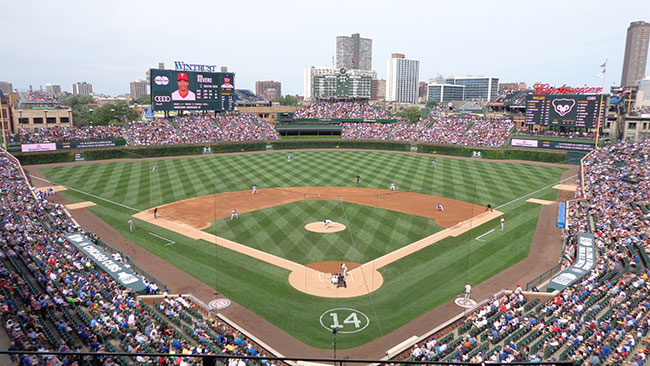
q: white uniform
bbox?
[340,262,348,278]
[324,219,332,229]
[390,182,396,191]
[287,155,291,163]
[500,217,505,231]
[128,218,134,232]
[432,161,436,168]
[251,185,258,195]
[464,283,472,300]
[152,165,157,172]
[437,203,444,212]
[231,209,239,220]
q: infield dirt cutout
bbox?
[134,187,502,298]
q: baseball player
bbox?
[464,282,472,301]
[486,204,493,212]
[152,165,157,172]
[390,182,396,191]
[436,203,444,212]
[324,219,333,229]
[432,160,436,168]
[231,209,239,220]
[153,207,158,219]
[356,175,360,184]
[287,155,291,163]
[340,262,348,278]
[500,216,505,231]
[128,218,135,232]
[251,185,258,195]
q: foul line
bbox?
[28,174,142,212]
[149,232,175,246]
[495,174,578,210]
[475,229,495,242]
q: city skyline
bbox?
[1,0,649,97]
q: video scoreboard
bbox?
[525,94,604,128]
[150,69,235,111]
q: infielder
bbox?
[251,185,258,195]
[390,182,396,191]
[324,219,333,229]
[231,209,239,220]
[128,218,135,232]
[436,203,444,212]
[464,282,472,301]
[500,216,505,231]
[153,207,158,219]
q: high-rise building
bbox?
[386,54,420,104]
[376,79,386,100]
[418,81,428,101]
[446,76,499,101]
[336,33,372,71]
[72,82,93,95]
[621,21,650,87]
[130,79,148,100]
[0,82,13,95]
[427,83,465,103]
[256,81,282,100]
[45,84,61,96]
[498,82,527,93]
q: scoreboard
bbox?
[525,94,604,128]
[313,68,372,99]
[150,69,235,111]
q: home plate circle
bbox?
[209,298,231,310]
[455,298,477,308]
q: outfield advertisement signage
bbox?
[511,138,594,152]
[295,118,397,123]
[66,233,147,292]
[548,233,595,291]
[150,69,235,112]
[59,139,126,149]
[21,143,57,152]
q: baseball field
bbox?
[35,150,567,349]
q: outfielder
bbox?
[152,165,157,172]
[432,160,436,168]
[231,209,239,220]
[128,218,135,232]
[251,185,258,195]
[390,182,396,191]
[287,155,291,163]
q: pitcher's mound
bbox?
[305,222,347,233]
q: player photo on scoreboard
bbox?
[171,72,196,101]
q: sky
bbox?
[1,0,649,97]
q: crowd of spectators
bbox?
[0,151,279,365]
[342,116,514,147]
[9,126,127,144]
[128,114,280,146]
[403,138,650,364]
[294,101,392,120]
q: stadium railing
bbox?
[0,350,574,366]
[94,239,167,291]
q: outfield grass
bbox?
[40,150,567,348]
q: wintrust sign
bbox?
[533,83,603,95]
[174,61,218,72]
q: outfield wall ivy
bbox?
[13,139,567,165]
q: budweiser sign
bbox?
[533,83,602,95]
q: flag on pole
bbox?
[596,59,607,79]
